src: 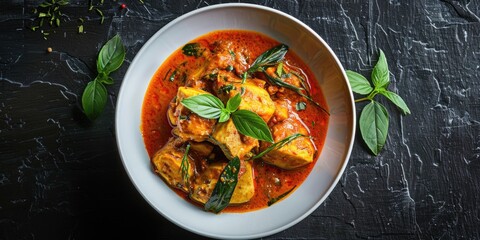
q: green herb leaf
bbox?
[247,44,289,73]
[346,70,373,95]
[96,34,126,75]
[229,50,235,60]
[81,35,125,120]
[169,70,177,82]
[231,110,273,143]
[218,84,235,94]
[180,143,191,187]
[182,43,203,57]
[218,109,230,123]
[180,94,224,119]
[379,90,411,115]
[276,62,284,77]
[267,185,296,206]
[359,101,389,155]
[371,49,389,89]
[348,49,409,156]
[252,133,304,159]
[82,79,108,120]
[39,2,52,7]
[226,93,241,113]
[296,101,306,111]
[204,157,240,213]
[58,0,69,6]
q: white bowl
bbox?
[116,3,355,239]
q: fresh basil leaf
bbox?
[252,133,304,159]
[267,185,296,206]
[360,101,389,155]
[346,70,373,95]
[204,157,240,213]
[226,93,241,112]
[371,49,389,89]
[248,44,289,73]
[218,109,230,123]
[182,43,203,57]
[96,34,126,75]
[180,94,224,119]
[379,90,411,115]
[231,110,273,143]
[82,79,108,120]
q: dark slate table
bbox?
[1,0,479,239]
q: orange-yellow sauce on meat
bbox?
[141,30,329,213]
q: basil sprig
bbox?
[246,44,329,115]
[82,34,125,120]
[204,157,240,213]
[247,44,289,74]
[181,93,274,143]
[347,49,410,155]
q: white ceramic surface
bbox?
[115,3,355,239]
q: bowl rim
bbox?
[115,2,356,239]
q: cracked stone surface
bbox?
[1,0,479,239]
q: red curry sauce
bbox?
[141,30,329,213]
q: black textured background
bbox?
[1,0,480,239]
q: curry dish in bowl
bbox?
[141,30,329,213]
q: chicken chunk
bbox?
[261,118,316,169]
[210,118,258,160]
[151,137,193,193]
[188,141,214,159]
[214,78,275,123]
[169,87,216,142]
[190,161,254,205]
[270,98,291,124]
[206,40,250,75]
